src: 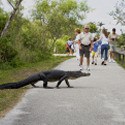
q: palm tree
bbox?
[98,22,105,30]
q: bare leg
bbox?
[94,53,98,64]
[70,49,73,55]
[86,57,90,67]
[92,55,94,64]
[80,55,84,65]
[111,51,115,60]
[110,51,113,59]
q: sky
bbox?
[83,0,123,34]
[1,0,124,34]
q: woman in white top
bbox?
[98,29,109,65]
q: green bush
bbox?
[117,34,125,49]
[0,37,17,63]
[54,35,69,53]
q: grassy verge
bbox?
[0,56,72,117]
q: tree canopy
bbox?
[110,0,125,26]
[32,0,90,40]
[0,0,93,68]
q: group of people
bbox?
[66,24,118,71]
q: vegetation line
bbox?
[0,56,71,117]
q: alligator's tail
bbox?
[0,74,41,89]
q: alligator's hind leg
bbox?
[39,74,53,89]
[31,83,40,88]
[43,81,53,89]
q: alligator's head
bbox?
[68,71,90,79]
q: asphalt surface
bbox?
[0,57,125,125]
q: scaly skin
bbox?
[0,70,90,89]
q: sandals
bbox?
[101,61,107,65]
[101,61,104,65]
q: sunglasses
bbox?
[84,28,89,29]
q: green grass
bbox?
[0,56,72,117]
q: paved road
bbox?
[0,58,125,125]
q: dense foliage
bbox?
[117,34,125,50]
[110,0,125,26]
[0,8,8,34]
[0,0,91,69]
[110,0,125,49]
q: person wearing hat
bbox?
[108,28,118,62]
[77,25,93,71]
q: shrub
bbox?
[0,37,17,63]
[117,34,125,49]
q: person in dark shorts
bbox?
[77,25,93,71]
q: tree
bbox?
[32,0,90,49]
[97,22,105,30]
[117,33,125,49]
[0,8,8,33]
[110,0,125,26]
[0,0,23,37]
[87,22,98,33]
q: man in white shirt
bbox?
[78,25,93,71]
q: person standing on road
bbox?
[108,28,118,62]
[77,25,93,71]
[91,37,99,65]
[98,28,109,65]
[74,28,81,61]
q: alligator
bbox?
[0,70,90,89]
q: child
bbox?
[66,38,73,55]
[91,37,99,65]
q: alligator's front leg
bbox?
[65,79,73,88]
[56,75,68,88]
[43,80,47,88]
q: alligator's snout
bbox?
[80,72,90,76]
[85,73,90,76]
